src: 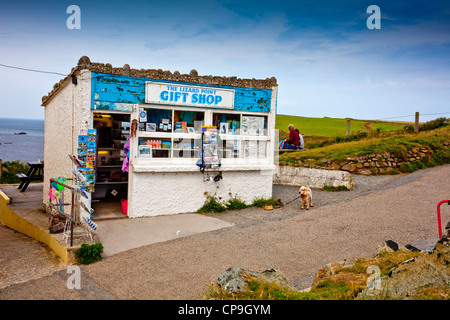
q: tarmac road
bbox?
[0,164,448,300]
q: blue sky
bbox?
[0,0,449,122]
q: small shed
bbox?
[42,56,278,219]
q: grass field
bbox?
[275,114,409,136]
[278,125,450,173]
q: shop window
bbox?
[174,110,205,133]
[213,112,240,135]
[241,115,267,136]
[138,137,171,158]
[219,139,240,159]
[139,108,172,132]
[243,140,267,159]
[173,137,201,159]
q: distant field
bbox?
[275,114,409,136]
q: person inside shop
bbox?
[281,124,301,149]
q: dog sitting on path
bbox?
[299,186,314,210]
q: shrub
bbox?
[75,243,103,265]
[419,117,449,131]
[251,197,282,207]
[0,160,30,184]
[197,192,226,213]
[225,194,249,210]
[322,185,349,191]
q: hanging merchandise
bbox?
[122,137,130,172]
[198,126,222,182]
[75,129,97,193]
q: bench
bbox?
[277,148,308,154]
[16,161,44,192]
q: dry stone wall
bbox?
[293,142,449,175]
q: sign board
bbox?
[145,82,235,109]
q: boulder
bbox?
[217,267,296,293]
[381,237,450,299]
[311,258,356,288]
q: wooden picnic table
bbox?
[16,161,44,192]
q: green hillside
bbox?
[275,114,408,136]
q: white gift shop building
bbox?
[42,56,278,219]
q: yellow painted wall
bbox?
[0,190,69,264]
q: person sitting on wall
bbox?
[282,124,300,149]
[295,128,305,150]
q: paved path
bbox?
[0,164,448,299]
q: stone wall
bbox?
[273,166,355,189]
[42,56,277,106]
[293,142,449,175]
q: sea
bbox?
[0,118,44,163]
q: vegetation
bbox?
[74,243,104,265]
[203,250,427,300]
[197,192,281,213]
[278,125,450,174]
[322,185,349,191]
[0,160,30,184]
[275,114,407,136]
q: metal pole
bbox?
[70,190,74,247]
[437,200,450,238]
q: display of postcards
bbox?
[79,129,87,136]
[87,141,96,149]
[88,129,97,136]
[146,123,157,132]
[77,148,87,155]
[86,173,95,181]
[86,161,95,168]
[139,145,152,158]
[139,110,147,122]
[219,122,229,135]
[161,141,171,149]
[78,135,87,143]
[86,154,96,161]
[203,132,217,144]
[87,136,96,142]
[68,154,83,167]
[75,156,86,166]
[231,121,240,135]
[78,142,87,148]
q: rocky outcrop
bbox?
[217,267,296,294]
[379,237,450,299]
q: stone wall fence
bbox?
[287,142,449,175]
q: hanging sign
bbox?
[145,82,235,109]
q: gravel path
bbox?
[0,164,448,300]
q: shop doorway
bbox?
[91,112,130,220]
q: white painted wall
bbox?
[43,70,92,208]
[127,169,274,217]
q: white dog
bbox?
[299,186,314,210]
